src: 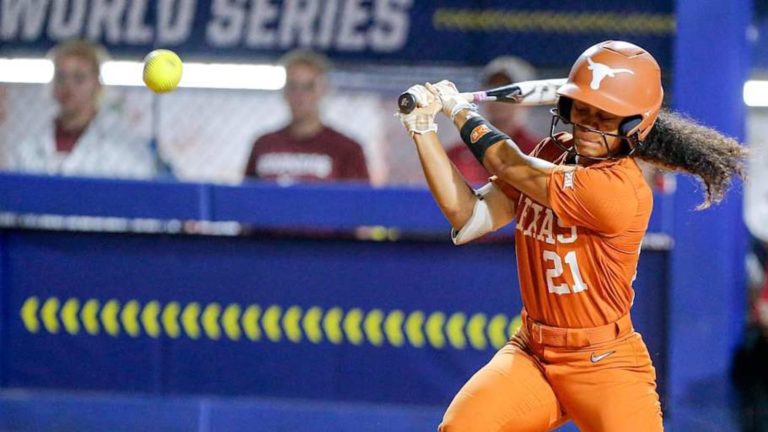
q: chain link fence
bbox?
[0,64,559,187]
[0,0,679,187]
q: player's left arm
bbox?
[453,109,569,208]
[449,109,634,235]
[430,81,570,208]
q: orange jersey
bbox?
[513,133,653,328]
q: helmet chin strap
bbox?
[548,112,637,162]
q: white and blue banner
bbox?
[0,175,669,406]
[0,0,674,67]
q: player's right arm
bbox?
[401,85,516,243]
[411,131,476,229]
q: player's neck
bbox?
[288,116,323,139]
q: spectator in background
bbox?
[733,145,768,431]
[2,39,157,179]
[243,50,369,184]
[732,236,768,432]
[446,56,541,184]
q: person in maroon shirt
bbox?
[446,56,541,185]
[243,50,369,185]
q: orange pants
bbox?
[439,314,663,432]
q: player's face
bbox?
[283,63,326,121]
[53,55,100,117]
[570,100,624,158]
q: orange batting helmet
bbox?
[556,40,664,143]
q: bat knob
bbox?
[397,92,417,114]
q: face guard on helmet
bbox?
[550,40,664,161]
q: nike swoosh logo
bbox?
[590,351,616,363]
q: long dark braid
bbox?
[635,109,748,209]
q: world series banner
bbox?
[0,0,674,68]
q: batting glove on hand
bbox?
[429,80,477,121]
[398,84,442,136]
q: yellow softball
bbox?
[142,49,183,93]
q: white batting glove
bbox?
[397,84,442,136]
[429,80,476,121]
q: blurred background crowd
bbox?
[0,41,560,187]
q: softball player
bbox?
[399,40,746,431]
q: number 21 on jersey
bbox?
[543,250,588,295]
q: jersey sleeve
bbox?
[547,165,638,235]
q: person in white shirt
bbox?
[4,39,157,180]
